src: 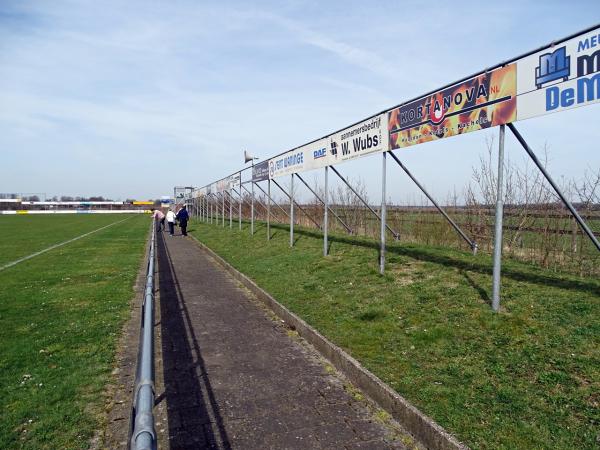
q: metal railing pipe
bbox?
[131,219,157,450]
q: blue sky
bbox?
[1,0,598,202]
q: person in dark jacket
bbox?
[176,205,190,236]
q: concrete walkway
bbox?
[155,228,411,450]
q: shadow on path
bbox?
[157,231,231,449]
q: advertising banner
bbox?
[268,113,389,179]
[389,64,517,149]
[326,113,388,165]
[268,147,308,179]
[516,26,600,121]
[216,178,228,193]
[252,161,270,182]
[227,173,240,189]
[296,138,329,173]
[193,187,207,198]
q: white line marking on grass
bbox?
[0,216,136,272]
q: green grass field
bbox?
[191,219,600,450]
[0,214,149,449]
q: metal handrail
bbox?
[131,219,157,450]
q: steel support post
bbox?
[388,151,477,253]
[251,181,255,235]
[296,173,352,234]
[329,166,400,239]
[272,179,321,229]
[238,181,242,230]
[229,190,232,229]
[380,152,387,274]
[492,124,506,312]
[290,174,294,247]
[267,180,271,240]
[255,181,291,220]
[324,166,329,256]
[508,123,600,252]
[222,191,225,227]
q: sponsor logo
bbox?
[329,140,338,157]
[399,85,490,128]
[350,134,379,153]
[546,73,600,110]
[577,33,600,52]
[270,152,304,175]
[540,41,600,111]
[535,47,570,88]
[336,116,384,158]
[313,147,327,159]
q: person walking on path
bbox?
[166,209,176,236]
[152,208,165,231]
[176,205,190,236]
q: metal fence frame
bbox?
[181,24,600,312]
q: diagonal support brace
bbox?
[389,150,478,253]
[272,179,322,230]
[329,165,400,239]
[295,173,353,234]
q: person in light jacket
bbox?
[152,209,165,231]
[176,205,190,236]
[166,209,176,236]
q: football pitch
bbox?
[0,214,149,449]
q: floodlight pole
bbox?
[380,152,387,274]
[290,174,294,247]
[324,166,329,256]
[388,150,478,253]
[492,124,506,312]
[508,123,600,252]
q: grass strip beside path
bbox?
[190,220,600,450]
[0,215,149,449]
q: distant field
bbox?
[191,219,600,450]
[0,214,149,449]
[0,214,138,267]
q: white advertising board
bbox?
[327,113,388,164]
[516,26,600,121]
[268,113,388,179]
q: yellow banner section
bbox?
[133,201,154,205]
[16,210,29,214]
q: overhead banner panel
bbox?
[326,113,388,166]
[516,26,600,121]
[389,64,517,149]
[252,161,270,182]
[268,113,389,178]
[229,173,241,189]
